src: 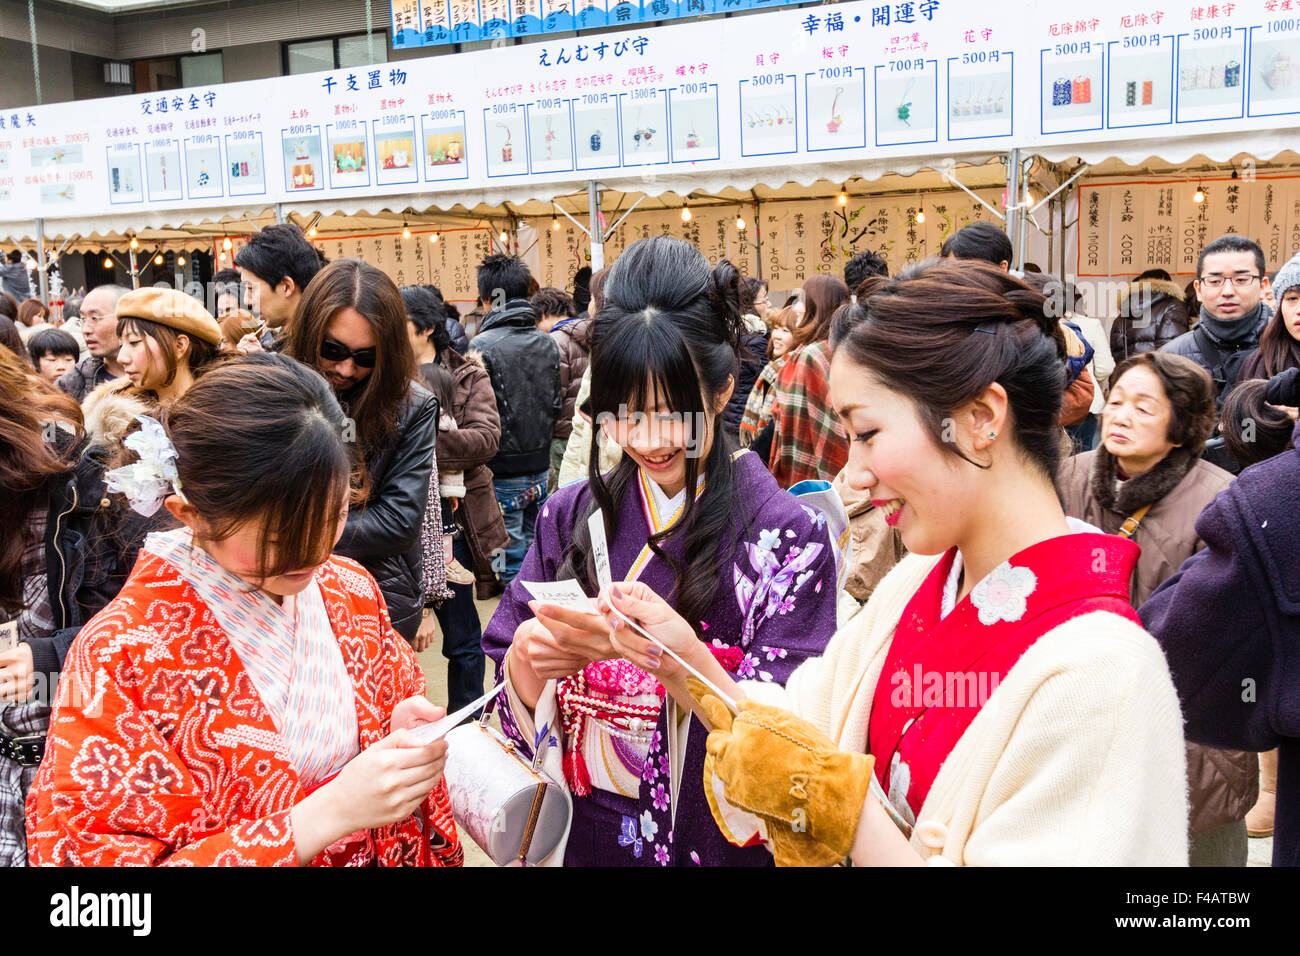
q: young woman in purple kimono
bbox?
[482,236,840,866]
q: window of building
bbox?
[285,32,388,75]
[180,52,224,87]
[133,52,223,93]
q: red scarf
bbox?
[866,533,1140,818]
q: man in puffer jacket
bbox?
[471,255,563,583]
[1112,267,1191,360]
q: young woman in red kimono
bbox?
[26,354,462,867]
[602,260,1190,865]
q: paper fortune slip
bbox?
[520,579,599,614]
[407,680,507,745]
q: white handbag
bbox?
[442,695,572,866]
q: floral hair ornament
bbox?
[104,415,186,516]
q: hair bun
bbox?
[708,258,744,354]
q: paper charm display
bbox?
[826,87,844,132]
[498,124,514,162]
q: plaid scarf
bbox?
[766,341,848,488]
[739,356,788,447]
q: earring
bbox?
[988,431,997,439]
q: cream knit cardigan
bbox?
[742,550,1190,866]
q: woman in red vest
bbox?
[600,259,1190,866]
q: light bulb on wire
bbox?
[222,236,233,251]
[1193,184,1205,204]
[103,256,113,270]
[499,230,509,243]
[736,215,746,231]
[915,205,926,224]
[154,254,164,265]
[837,187,848,206]
[177,255,186,267]
[129,236,139,250]
[552,215,560,231]
[681,204,692,222]
[307,225,317,237]
[402,222,411,239]
[430,232,439,244]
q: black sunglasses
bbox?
[320,336,377,368]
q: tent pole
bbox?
[587,181,604,271]
[35,217,48,304]
[752,195,763,281]
[1005,148,1022,269]
[128,246,140,289]
[275,203,285,225]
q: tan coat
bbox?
[832,467,906,603]
[1057,447,1258,835]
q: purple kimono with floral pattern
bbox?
[481,450,839,866]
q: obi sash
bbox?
[866,533,1140,821]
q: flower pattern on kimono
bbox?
[733,528,826,657]
[658,752,670,776]
[651,782,670,811]
[761,645,788,662]
[758,528,782,551]
[642,755,659,783]
[655,844,671,865]
[801,505,828,531]
[970,562,1037,626]
[619,815,644,858]
[640,809,658,842]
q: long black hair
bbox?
[558,236,745,634]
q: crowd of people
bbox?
[1,216,1298,868]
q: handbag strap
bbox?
[1116,503,1153,539]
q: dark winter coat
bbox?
[1139,422,1300,867]
[1111,279,1191,360]
[471,298,562,478]
[55,356,117,403]
[722,320,770,437]
[334,381,438,641]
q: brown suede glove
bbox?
[689,678,874,867]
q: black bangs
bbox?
[589,309,708,424]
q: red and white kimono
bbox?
[25,530,461,867]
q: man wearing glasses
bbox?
[1161,235,1271,403]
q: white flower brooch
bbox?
[969,562,1037,626]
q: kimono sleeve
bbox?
[959,622,1189,866]
[26,616,298,867]
[481,487,577,755]
[732,502,841,686]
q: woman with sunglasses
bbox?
[285,259,440,642]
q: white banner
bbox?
[6,1,1300,227]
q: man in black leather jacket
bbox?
[471,255,562,583]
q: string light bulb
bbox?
[222,236,233,250]
[681,203,692,222]
[402,222,411,239]
[552,214,560,231]
[154,254,164,265]
[499,230,509,243]
[736,214,746,231]
[177,255,186,267]
[430,232,439,244]
[307,225,317,237]
[1193,183,1205,204]
[915,196,926,224]
[103,256,113,269]
[837,186,848,206]
[129,235,139,250]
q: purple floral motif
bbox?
[642,756,658,783]
[690,850,702,865]
[762,645,788,662]
[655,844,671,865]
[651,782,670,811]
[732,527,826,652]
[758,528,782,551]
[640,810,658,842]
[658,753,670,775]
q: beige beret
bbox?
[116,287,223,346]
